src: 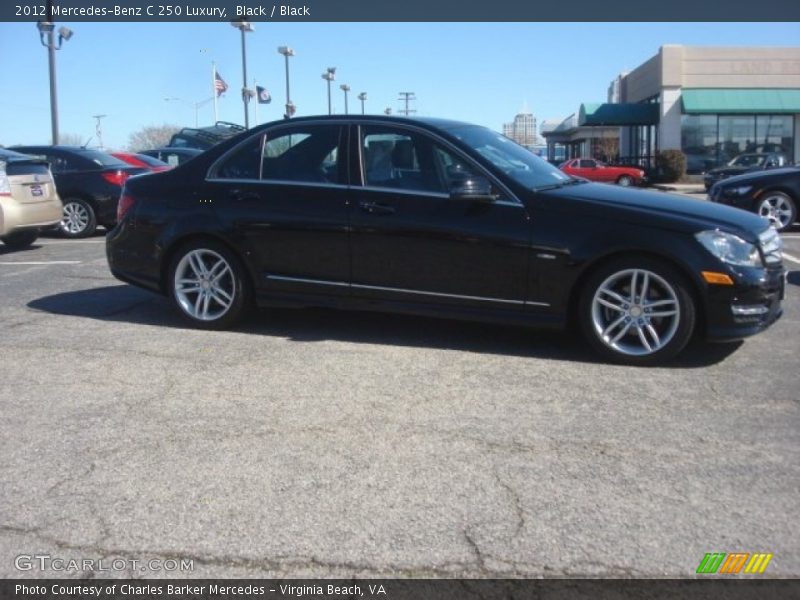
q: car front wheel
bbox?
[579,258,696,365]
[757,192,796,232]
[168,241,251,329]
[60,198,97,238]
[617,175,634,187]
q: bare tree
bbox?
[60,132,87,146]
[127,124,181,151]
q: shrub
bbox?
[655,150,687,183]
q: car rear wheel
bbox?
[168,241,251,329]
[1,229,38,249]
[617,175,634,187]
[757,192,796,232]
[60,198,97,238]
[579,258,696,365]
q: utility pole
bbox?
[397,92,417,116]
[92,114,107,149]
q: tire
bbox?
[60,198,97,238]
[757,191,796,232]
[0,229,38,249]
[617,175,634,187]
[578,257,696,365]
[167,240,251,330]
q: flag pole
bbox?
[253,79,258,126]
[212,60,219,122]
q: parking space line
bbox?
[782,252,800,265]
[0,261,82,265]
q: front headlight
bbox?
[695,230,761,267]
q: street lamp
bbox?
[321,67,336,115]
[277,46,295,119]
[36,7,74,145]
[340,84,351,115]
[384,107,392,115]
[230,20,254,128]
[357,92,367,115]
[165,97,214,127]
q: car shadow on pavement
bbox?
[787,270,800,287]
[27,285,742,368]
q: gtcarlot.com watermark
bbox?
[15,554,194,573]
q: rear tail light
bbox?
[117,192,136,221]
[102,170,131,187]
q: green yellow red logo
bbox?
[696,552,773,574]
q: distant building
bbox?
[544,45,800,173]
[502,104,538,150]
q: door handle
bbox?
[229,189,260,202]
[359,201,395,215]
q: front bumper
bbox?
[704,265,785,341]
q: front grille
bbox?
[758,227,782,266]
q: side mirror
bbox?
[449,174,496,202]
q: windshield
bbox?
[447,125,571,189]
[729,154,766,167]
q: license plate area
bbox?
[30,184,43,197]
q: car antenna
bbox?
[82,137,93,148]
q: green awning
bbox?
[681,89,800,114]
[578,103,660,126]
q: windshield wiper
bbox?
[532,178,587,192]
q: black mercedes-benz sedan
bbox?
[107,116,786,365]
[709,166,800,232]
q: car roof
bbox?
[249,114,477,131]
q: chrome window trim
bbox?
[206,177,350,191]
[354,121,523,207]
[265,274,550,307]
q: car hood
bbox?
[715,166,800,187]
[707,165,751,177]
[541,182,768,241]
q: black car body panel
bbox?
[9,145,146,227]
[139,147,203,166]
[709,167,800,226]
[107,116,785,346]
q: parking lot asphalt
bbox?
[1,227,799,579]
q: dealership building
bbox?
[543,45,800,173]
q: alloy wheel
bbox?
[61,201,90,235]
[758,193,795,231]
[617,175,633,187]
[590,268,681,357]
[173,249,236,321]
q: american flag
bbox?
[214,70,228,96]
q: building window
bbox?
[682,114,795,174]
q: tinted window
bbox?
[74,149,129,168]
[362,126,480,194]
[216,135,263,180]
[260,125,341,183]
[579,159,596,168]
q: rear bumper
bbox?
[0,195,63,236]
[704,266,785,341]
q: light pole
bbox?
[357,92,367,115]
[36,5,73,145]
[340,84,351,115]
[321,67,336,115]
[230,20,254,128]
[165,97,214,127]
[384,107,392,115]
[277,46,295,119]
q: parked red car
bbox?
[111,152,172,173]
[560,158,645,186]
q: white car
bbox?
[0,148,63,249]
